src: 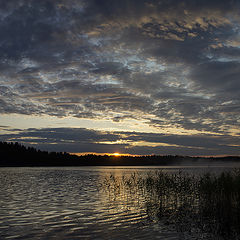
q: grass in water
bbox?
[99,170,240,239]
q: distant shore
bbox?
[1,142,239,167]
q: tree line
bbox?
[0,141,239,167]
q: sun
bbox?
[113,152,121,157]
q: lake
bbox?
[0,166,239,240]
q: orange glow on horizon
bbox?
[112,152,121,157]
[71,152,140,157]
[69,152,235,157]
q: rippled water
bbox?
[0,166,237,239]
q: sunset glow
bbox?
[1,2,240,240]
[112,153,121,157]
[0,0,239,156]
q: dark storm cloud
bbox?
[0,127,239,156]
[0,0,239,155]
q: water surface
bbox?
[0,166,238,239]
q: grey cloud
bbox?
[0,1,56,59]
[91,62,130,76]
[0,0,239,152]
[191,61,240,90]
[0,127,125,153]
[0,127,239,156]
[211,46,240,59]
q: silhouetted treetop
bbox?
[0,141,239,167]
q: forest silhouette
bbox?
[0,141,239,167]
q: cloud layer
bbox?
[0,0,239,155]
[1,127,239,156]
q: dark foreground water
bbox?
[0,166,239,240]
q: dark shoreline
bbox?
[1,141,239,167]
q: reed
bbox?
[99,170,240,239]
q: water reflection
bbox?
[100,170,240,239]
[1,167,239,239]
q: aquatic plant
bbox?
[99,170,240,239]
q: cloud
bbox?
[0,127,239,156]
[0,0,239,155]
[191,61,240,93]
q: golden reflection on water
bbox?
[1,167,240,239]
[98,170,240,239]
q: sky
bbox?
[0,0,239,156]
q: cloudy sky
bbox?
[0,0,239,156]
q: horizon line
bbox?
[70,152,240,158]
